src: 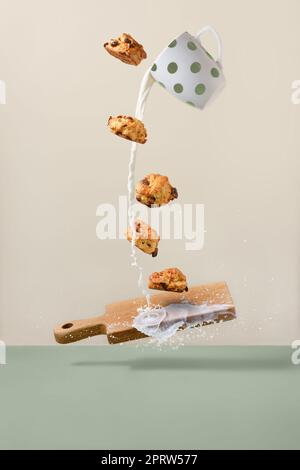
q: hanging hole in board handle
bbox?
[195,25,223,67]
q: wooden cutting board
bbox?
[54,282,236,345]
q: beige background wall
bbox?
[0,0,299,345]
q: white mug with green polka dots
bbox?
[150,26,225,109]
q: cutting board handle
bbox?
[54,316,107,344]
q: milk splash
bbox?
[133,302,233,343]
[127,69,154,306]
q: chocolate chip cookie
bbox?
[108,115,147,144]
[127,220,160,257]
[104,33,147,66]
[148,268,188,293]
[136,174,178,207]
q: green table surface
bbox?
[0,346,299,450]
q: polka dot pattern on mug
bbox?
[190,62,201,73]
[187,41,197,50]
[195,83,206,95]
[174,83,183,93]
[211,67,219,77]
[150,32,225,110]
[205,49,214,60]
[167,62,178,74]
[168,39,177,48]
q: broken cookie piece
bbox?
[136,174,178,207]
[104,33,147,66]
[108,115,147,144]
[148,268,188,293]
[127,220,160,257]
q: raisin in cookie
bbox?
[148,268,188,293]
[108,115,147,144]
[104,33,147,66]
[127,220,160,257]
[136,174,178,207]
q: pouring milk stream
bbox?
[127,26,226,341]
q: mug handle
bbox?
[195,25,223,66]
